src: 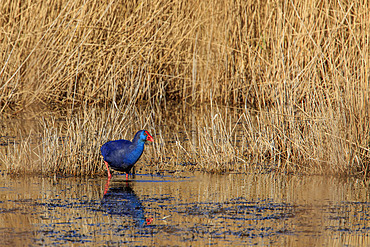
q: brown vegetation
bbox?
[0,0,369,177]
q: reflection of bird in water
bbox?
[101,181,153,227]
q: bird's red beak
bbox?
[146,217,153,225]
[145,131,154,142]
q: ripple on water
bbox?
[0,173,369,246]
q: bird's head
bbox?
[141,130,154,142]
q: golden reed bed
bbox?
[0,0,369,177]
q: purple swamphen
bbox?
[101,130,154,179]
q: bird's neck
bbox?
[132,139,145,150]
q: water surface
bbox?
[0,172,369,246]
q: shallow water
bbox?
[0,172,369,246]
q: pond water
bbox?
[0,171,369,246]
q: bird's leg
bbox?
[103,176,111,195]
[104,161,112,179]
[125,173,129,180]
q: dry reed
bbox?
[0,0,369,177]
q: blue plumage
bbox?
[101,183,153,226]
[101,130,154,178]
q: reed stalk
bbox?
[0,0,369,177]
